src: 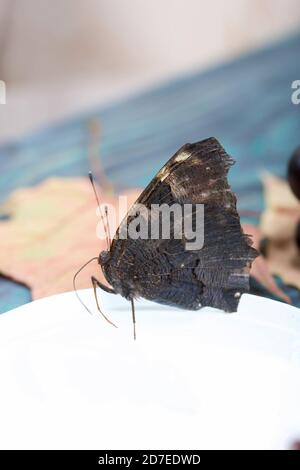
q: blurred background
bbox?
[0,0,300,312]
[0,0,300,142]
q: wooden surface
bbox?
[1,34,300,312]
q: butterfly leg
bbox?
[91,276,116,294]
[91,276,117,328]
[130,298,136,341]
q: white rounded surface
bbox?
[0,291,299,450]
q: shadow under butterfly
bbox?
[74,137,258,339]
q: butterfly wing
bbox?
[102,137,258,312]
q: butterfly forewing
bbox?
[101,137,258,312]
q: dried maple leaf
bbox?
[242,224,291,303]
[264,239,300,292]
[1,171,291,305]
[0,177,141,300]
[260,173,300,241]
[259,172,300,293]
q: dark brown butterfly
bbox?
[75,137,258,339]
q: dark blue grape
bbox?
[288,146,300,200]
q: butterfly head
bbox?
[98,250,110,266]
[98,249,136,300]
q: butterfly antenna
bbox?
[73,257,98,314]
[104,205,111,246]
[130,298,137,340]
[88,171,110,249]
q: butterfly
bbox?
[74,137,258,339]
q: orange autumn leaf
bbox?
[1,175,290,306]
[259,172,300,293]
[266,240,300,292]
[242,224,291,304]
[260,173,300,241]
[0,177,141,300]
